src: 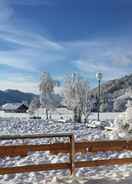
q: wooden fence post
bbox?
[70,134,75,175]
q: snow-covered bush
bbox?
[63,73,91,123]
[113,100,132,138]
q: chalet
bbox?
[2,103,28,113]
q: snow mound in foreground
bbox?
[50,174,132,184]
[113,100,132,138]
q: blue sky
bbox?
[0,0,132,93]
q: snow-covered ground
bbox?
[0,112,131,183]
[0,110,120,121]
[89,112,121,121]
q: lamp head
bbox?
[96,72,103,81]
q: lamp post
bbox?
[96,72,103,121]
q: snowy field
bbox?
[0,112,131,183]
[0,110,120,121]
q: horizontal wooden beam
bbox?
[0,143,70,157]
[0,133,72,140]
[0,140,132,158]
[0,158,132,175]
[75,140,132,153]
[0,163,71,175]
[75,158,132,168]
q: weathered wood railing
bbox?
[0,134,132,175]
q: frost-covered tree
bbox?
[39,72,61,119]
[28,97,40,115]
[39,72,54,93]
[63,73,91,122]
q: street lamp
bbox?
[96,72,103,121]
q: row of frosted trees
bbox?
[29,72,92,123]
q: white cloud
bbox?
[0,74,63,94]
[75,59,128,81]
[0,72,39,93]
[0,79,63,95]
[112,53,132,66]
[0,81,38,94]
[67,38,132,80]
[0,49,35,71]
[0,30,62,50]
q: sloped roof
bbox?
[2,103,27,110]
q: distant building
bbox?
[2,103,28,113]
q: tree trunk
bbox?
[74,107,82,123]
[46,108,49,120]
[73,107,78,122]
[84,112,90,124]
[77,109,82,123]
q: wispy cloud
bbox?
[68,38,132,81]
[0,26,63,72]
[0,30,62,50]
[75,59,129,81]
[1,29,132,87]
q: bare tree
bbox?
[63,73,91,122]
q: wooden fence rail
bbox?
[0,134,132,175]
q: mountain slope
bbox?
[93,74,132,98]
[92,73,132,112]
[0,89,37,106]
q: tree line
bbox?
[29,72,92,123]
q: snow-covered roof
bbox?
[2,103,27,110]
